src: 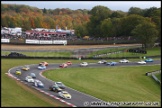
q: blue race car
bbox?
[38,65,46,70]
[34,79,44,88]
[106,62,117,66]
[145,58,153,62]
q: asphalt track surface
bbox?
[8,60,161,107]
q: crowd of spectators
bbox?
[1,33,136,42]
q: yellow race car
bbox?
[58,91,72,99]
[22,65,30,71]
[15,69,21,75]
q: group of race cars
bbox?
[97,58,154,66]
[14,58,153,99]
[14,61,72,99]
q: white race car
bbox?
[119,59,129,63]
[98,60,107,64]
[25,76,34,83]
[80,62,88,67]
[58,91,72,99]
[34,79,44,88]
[137,60,146,64]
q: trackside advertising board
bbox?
[25,39,67,44]
[1,39,10,43]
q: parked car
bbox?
[49,84,62,92]
[145,58,153,62]
[15,69,21,75]
[30,73,36,78]
[119,59,129,63]
[25,76,34,83]
[106,62,117,66]
[80,62,88,67]
[59,63,68,68]
[137,60,146,64]
[39,61,48,66]
[54,82,65,89]
[38,65,46,70]
[22,65,30,71]
[98,60,107,64]
[58,91,72,99]
[34,79,44,88]
[66,61,72,66]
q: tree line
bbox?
[1,4,161,48]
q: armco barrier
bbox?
[1,55,161,59]
[146,70,161,84]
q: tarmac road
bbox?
[8,60,161,107]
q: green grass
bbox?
[1,51,72,57]
[1,58,68,107]
[43,65,161,107]
[154,73,161,81]
[87,46,138,57]
[88,47,161,58]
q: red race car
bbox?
[66,61,72,66]
[39,61,48,66]
[59,63,68,68]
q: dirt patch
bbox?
[1,44,141,51]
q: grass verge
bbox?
[43,65,161,107]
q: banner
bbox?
[26,39,39,44]
[39,40,52,44]
[53,40,67,44]
[1,39,10,43]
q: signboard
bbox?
[1,39,10,43]
[26,39,39,44]
[39,40,52,44]
[53,40,67,44]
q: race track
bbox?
[7,60,161,107]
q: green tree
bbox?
[128,7,142,16]
[100,18,113,37]
[111,11,126,18]
[120,14,147,36]
[87,5,111,37]
[131,21,158,49]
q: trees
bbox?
[131,21,158,49]
[87,5,111,37]
[128,7,143,16]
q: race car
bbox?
[98,60,107,64]
[80,62,88,67]
[59,63,68,68]
[25,76,34,83]
[54,82,66,89]
[137,60,146,64]
[119,59,129,63]
[106,61,117,66]
[22,65,30,71]
[38,64,46,70]
[39,61,48,66]
[30,73,36,78]
[49,84,62,92]
[66,61,72,66]
[145,58,153,62]
[58,91,72,99]
[15,69,21,75]
[34,79,44,88]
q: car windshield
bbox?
[57,82,64,86]
[38,82,42,85]
[62,91,68,94]
[27,76,32,79]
